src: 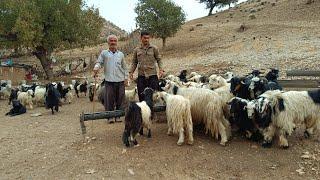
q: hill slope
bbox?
[153,0,320,78]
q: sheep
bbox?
[256,90,320,148]
[208,75,228,90]
[154,91,193,145]
[17,90,34,109]
[74,80,88,98]
[165,75,183,86]
[122,88,154,147]
[5,100,26,116]
[162,81,231,145]
[45,83,60,114]
[33,86,46,107]
[228,97,263,141]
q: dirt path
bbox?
[0,96,319,179]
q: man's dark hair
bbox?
[140,31,150,37]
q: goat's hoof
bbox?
[304,131,310,139]
[147,135,151,138]
[133,140,138,146]
[262,141,272,148]
[281,145,289,149]
[220,142,226,146]
[177,142,183,146]
[187,141,194,145]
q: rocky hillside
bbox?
[151,0,320,78]
[100,19,127,40]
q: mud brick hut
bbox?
[0,64,32,85]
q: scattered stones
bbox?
[296,167,305,175]
[249,14,256,19]
[85,169,96,174]
[128,169,135,175]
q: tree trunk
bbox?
[208,2,216,16]
[208,6,214,16]
[162,38,166,48]
[33,46,53,80]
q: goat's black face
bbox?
[230,77,243,95]
[251,70,262,77]
[47,83,54,94]
[142,88,154,98]
[253,78,268,97]
[179,70,187,77]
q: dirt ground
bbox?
[0,94,319,180]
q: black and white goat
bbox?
[228,97,263,141]
[230,75,281,100]
[256,90,320,148]
[5,100,27,116]
[57,82,73,104]
[122,88,154,147]
[45,83,60,114]
[74,80,88,98]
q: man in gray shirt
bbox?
[93,35,128,123]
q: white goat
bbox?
[163,81,231,145]
[154,91,194,145]
[18,90,34,109]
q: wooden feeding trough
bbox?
[79,105,166,135]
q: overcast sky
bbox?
[85,0,247,32]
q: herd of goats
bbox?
[1,68,320,149]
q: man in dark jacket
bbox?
[129,31,164,101]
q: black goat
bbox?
[45,83,60,114]
[178,70,188,83]
[5,100,26,116]
[8,88,19,105]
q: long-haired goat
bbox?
[154,91,194,145]
[162,81,231,145]
[122,88,154,147]
[256,90,320,148]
